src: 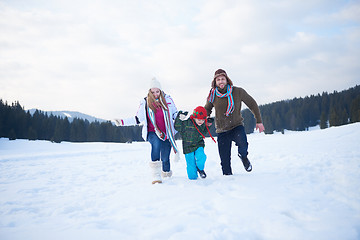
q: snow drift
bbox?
[0,123,359,240]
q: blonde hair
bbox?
[147,89,168,112]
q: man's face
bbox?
[215,75,227,89]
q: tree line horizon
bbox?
[1,85,359,143]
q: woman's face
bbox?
[215,75,227,89]
[150,88,161,99]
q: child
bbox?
[174,106,216,180]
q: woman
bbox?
[114,77,179,184]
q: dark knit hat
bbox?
[191,106,207,120]
[211,69,233,88]
[214,69,228,79]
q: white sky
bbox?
[1,0,360,120]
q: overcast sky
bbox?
[1,0,359,120]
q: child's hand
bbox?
[178,111,188,121]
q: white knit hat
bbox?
[150,77,162,90]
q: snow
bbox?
[1,123,360,240]
[63,112,72,118]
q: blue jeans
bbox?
[217,125,248,175]
[147,132,171,172]
[184,147,206,180]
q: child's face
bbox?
[194,118,205,126]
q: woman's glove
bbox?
[173,151,180,162]
[113,119,124,126]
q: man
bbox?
[205,69,265,175]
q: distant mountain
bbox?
[27,109,107,123]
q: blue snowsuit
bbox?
[174,113,208,180]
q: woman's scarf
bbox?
[208,85,234,116]
[147,99,178,154]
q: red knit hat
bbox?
[190,106,216,143]
[191,106,207,120]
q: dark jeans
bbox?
[217,125,248,175]
[147,132,171,172]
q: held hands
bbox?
[206,117,214,126]
[113,119,124,126]
[256,123,265,133]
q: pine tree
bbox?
[320,111,328,129]
[350,95,360,123]
[28,127,37,140]
[52,118,64,143]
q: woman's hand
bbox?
[113,119,124,126]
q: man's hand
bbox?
[256,123,265,133]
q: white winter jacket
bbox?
[122,94,178,141]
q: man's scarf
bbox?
[208,85,234,116]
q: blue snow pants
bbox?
[184,147,206,180]
[147,132,171,172]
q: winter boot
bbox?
[239,153,252,172]
[196,167,207,178]
[161,170,173,178]
[149,161,162,184]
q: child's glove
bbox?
[178,111,188,121]
[113,119,124,126]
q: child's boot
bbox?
[196,167,207,178]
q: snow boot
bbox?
[196,167,207,178]
[239,153,252,172]
[161,170,173,178]
[149,161,162,184]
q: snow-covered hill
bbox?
[0,123,359,240]
[27,109,107,123]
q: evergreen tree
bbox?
[320,111,328,129]
[52,118,64,143]
[350,95,360,123]
[329,107,341,127]
[28,127,37,140]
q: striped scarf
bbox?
[208,85,234,116]
[147,105,178,154]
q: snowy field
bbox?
[1,123,360,240]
